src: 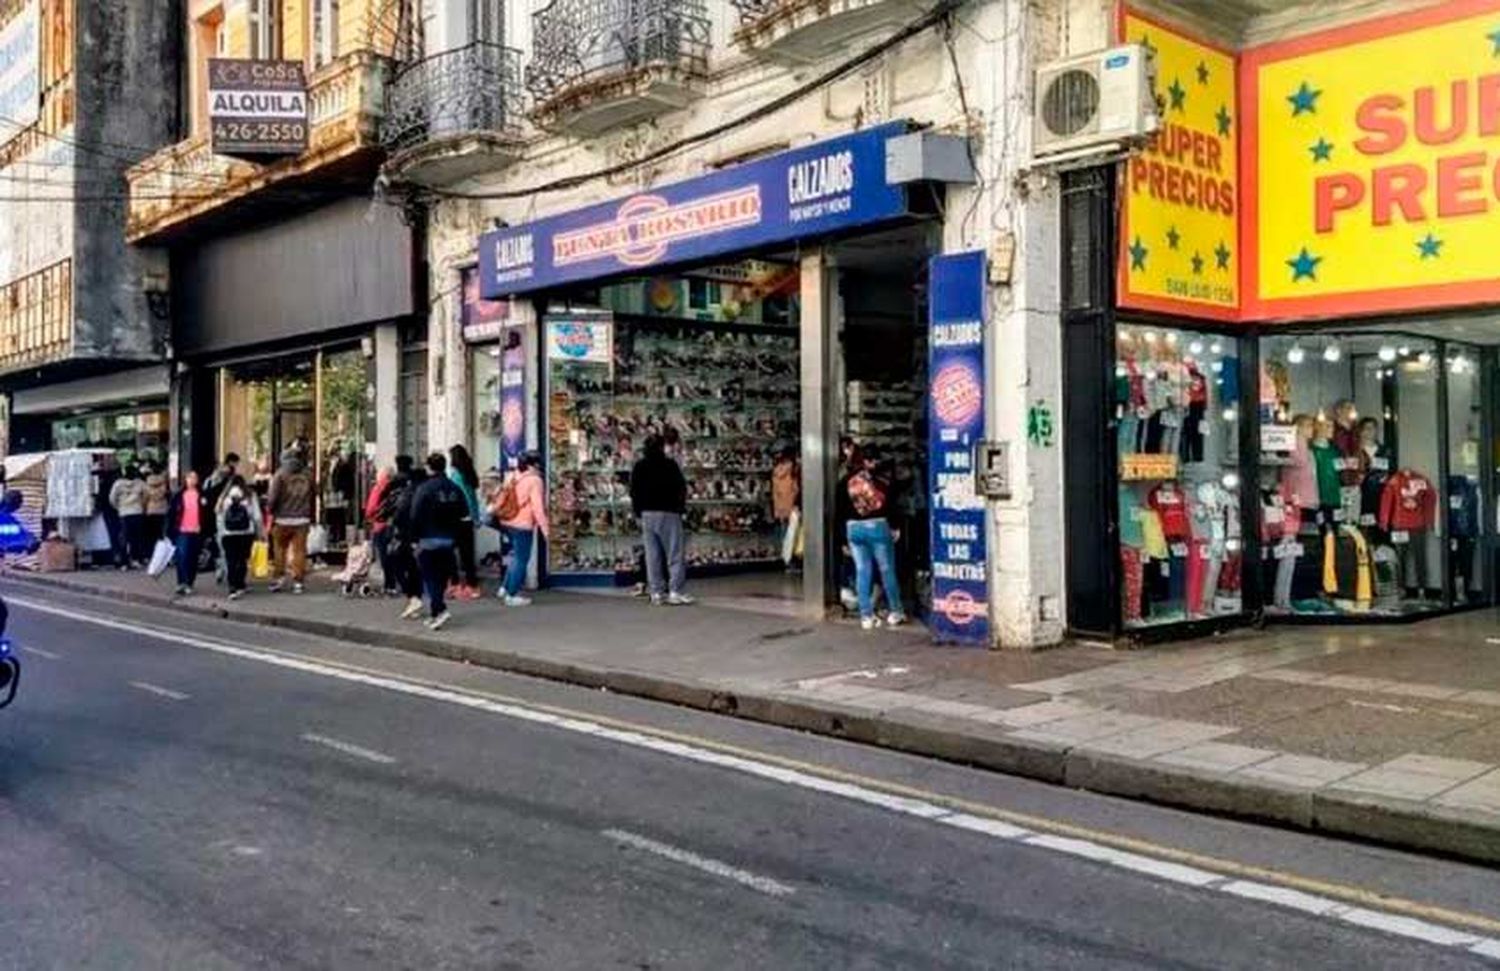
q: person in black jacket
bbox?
[630,434,693,605]
[403,453,467,630]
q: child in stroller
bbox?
[331,540,377,597]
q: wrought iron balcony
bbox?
[381,41,525,186]
[527,0,710,135]
[730,0,925,62]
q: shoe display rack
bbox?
[547,317,800,578]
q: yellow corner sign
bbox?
[1246,1,1500,318]
[1118,9,1240,320]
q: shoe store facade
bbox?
[470,121,991,633]
[1064,1,1500,641]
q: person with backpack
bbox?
[405,452,468,630]
[836,444,906,630]
[493,450,550,606]
[216,474,263,600]
[266,449,314,593]
[629,434,694,606]
[201,452,239,579]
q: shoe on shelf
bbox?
[503,595,532,607]
[886,612,907,627]
[426,611,452,631]
[400,597,424,620]
[667,593,696,606]
[860,616,882,631]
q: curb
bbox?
[12,572,1500,865]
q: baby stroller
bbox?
[332,541,377,598]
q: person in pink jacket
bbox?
[495,450,550,606]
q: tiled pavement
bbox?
[14,565,1500,862]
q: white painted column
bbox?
[374,322,400,468]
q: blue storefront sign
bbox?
[928,251,989,646]
[479,122,912,298]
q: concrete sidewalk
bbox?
[12,565,1500,864]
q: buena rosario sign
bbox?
[479,123,912,297]
[208,59,308,158]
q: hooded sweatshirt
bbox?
[267,452,314,525]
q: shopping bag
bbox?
[781,508,801,564]
[147,538,174,578]
[307,525,329,557]
[250,540,271,579]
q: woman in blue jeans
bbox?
[165,470,206,597]
[837,446,906,630]
[495,451,550,606]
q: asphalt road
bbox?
[4,586,1500,970]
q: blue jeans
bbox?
[846,519,903,620]
[417,539,454,617]
[503,526,534,597]
[174,533,202,589]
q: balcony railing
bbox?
[125,50,389,242]
[0,259,72,373]
[382,42,524,155]
[527,0,710,108]
[729,0,923,60]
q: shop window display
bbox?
[1258,334,1443,616]
[545,267,801,578]
[1447,344,1485,604]
[1116,325,1243,629]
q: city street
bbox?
[4,587,1500,969]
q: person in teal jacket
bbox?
[447,444,482,599]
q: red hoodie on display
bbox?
[1378,470,1437,533]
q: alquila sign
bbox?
[207,59,309,158]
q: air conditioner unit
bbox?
[1032,44,1159,162]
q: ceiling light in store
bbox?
[1378,345,1397,362]
[1165,332,1179,345]
[1143,330,1158,343]
[1323,344,1342,362]
[1189,340,1204,355]
[1222,407,1237,421]
[1222,473,1240,489]
[1398,344,1411,357]
[1210,360,1224,373]
[1417,351,1433,367]
[1114,363,1127,377]
[1210,341,1223,355]
[1287,345,1306,364]
[1451,355,1470,375]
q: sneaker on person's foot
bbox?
[269,579,285,593]
[460,585,482,601]
[860,616,881,631]
[886,612,907,627]
[667,592,696,606]
[425,611,452,631]
[292,582,304,595]
[631,583,649,599]
[227,589,244,601]
[400,597,424,620]
[650,593,665,606]
[175,585,189,597]
[503,594,532,607]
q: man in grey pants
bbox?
[630,434,694,606]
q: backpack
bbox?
[847,470,888,518]
[223,498,251,533]
[491,476,521,523]
[433,480,469,532]
[375,479,410,526]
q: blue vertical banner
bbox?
[928,251,990,646]
[500,330,526,471]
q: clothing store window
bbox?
[1258,334,1443,617]
[1447,343,1484,604]
[1116,324,1243,629]
[318,348,374,550]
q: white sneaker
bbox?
[227,589,244,601]
[886,612,907,627]
[667,593,695,606]
[292,582,304,595]
[503,595,532,607]
[425,611,452,631]
[860,616,882,631]
[400,597,424,620]
[650,594,665,606]
[269,580,285,593]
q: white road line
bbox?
[21,645,59,659]
[129,680,189,701]
[9,593,1500,963]
[300,733,397,765]
[602,828,794,898]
